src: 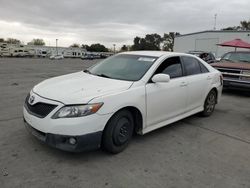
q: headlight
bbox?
[52,103,103,119]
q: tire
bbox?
[102,110,134,154]
[201,89,217,117]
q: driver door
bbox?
[146,56,187,128]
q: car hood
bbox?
[33,71,133,104]
[211,60,250,70]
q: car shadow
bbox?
[31,119,188,160]
[133,120,184,141]
[222,88,250,97]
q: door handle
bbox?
[207,76,212,80]
[180,82,188,87]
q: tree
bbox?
[131,33,163,51]
[240,20,250,30]
[145,33,162,50]
[6,38,20,44]
[70,43,80,48]
[82,43,109,52]
[81,44,90,51]
[221,19,250,31]
[120,45,129,51]
[90,43,109,52]
[0,38,4,42]
[28,38,45,46]
[162,32,180,51]
[131,36,141,50]
[221,26,240,31]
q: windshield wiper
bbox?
[83,69,92,74]
[84,70,111,78]
[239,60,250,63]
[96,74,111,78]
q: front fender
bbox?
[90,85,146,128]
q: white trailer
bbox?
[30,46,86,58]
[0,43,87,58]
[0,43,35,57]
[174,30,250,57]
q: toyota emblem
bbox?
[29,95,35,105]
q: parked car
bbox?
[23,51,222,154]
[50,54,64,60]
[188,51,216,64]
[38,50,48,58]
[211,51,250,90]
[81,53,101,60]
[81,53,94,60]
[100,53,109,59]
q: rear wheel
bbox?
[201,90,217,117]
[102,110,134,154]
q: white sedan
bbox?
[23,51,222,153]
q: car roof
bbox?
[120,51,185,57]
[188,50,205,53]
[225,51,250,53]
[188,51,214,54]
[188,51,210,53]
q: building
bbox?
[174,30,250,57]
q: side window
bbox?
[182,56,202,76]
[155,57,183,79]
[221,53,230,60]
[209,53,215,60]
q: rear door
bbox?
[181,56,211,111]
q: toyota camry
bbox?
[23,51,223,154]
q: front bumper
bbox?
[24,117,102,152]
[223,79,250,90]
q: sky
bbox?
[0,0,249,48]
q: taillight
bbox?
[220,74,223,85]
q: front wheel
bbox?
[102,110,134,154]
[201,90,217,117]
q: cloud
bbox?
[0,0,249,47]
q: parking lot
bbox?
[0,57,250,188]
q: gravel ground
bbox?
[0,57,249,188]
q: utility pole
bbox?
[213,14,217,30]
[113,44,116,54]
[56,39,58,55]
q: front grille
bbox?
[217,68,241,79]
[25,94,57,118]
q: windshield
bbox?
[87,54,158,81]
[221,52,250,63]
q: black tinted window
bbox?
[200,62,209,73]
[209,53,215,60]
[182,56,202,75]
[155,57,183,79]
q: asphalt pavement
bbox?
[0,57,249,188]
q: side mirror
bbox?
[216,57,221,62]
[152,74,170,83]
